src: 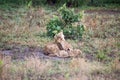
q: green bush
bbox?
[0,0,119,7]
[46,4,85,39]
[89,0,120,6]
[46,16,63,37]
[66,0,88,7]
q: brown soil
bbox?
[0,44,72,61]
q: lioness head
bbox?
[54,31,65,43]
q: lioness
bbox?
[44,31,82,57]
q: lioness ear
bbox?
[60,30,64,35]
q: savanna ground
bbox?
[0,4,120,80]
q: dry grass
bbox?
[0,55,107,80]
[0,52,119,80]
[0,55,52,80]
[112,58,120,72]
[0,5,120,80]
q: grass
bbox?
[0,4,120,80]
[0,55,118,80]
[0,55,106,80]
